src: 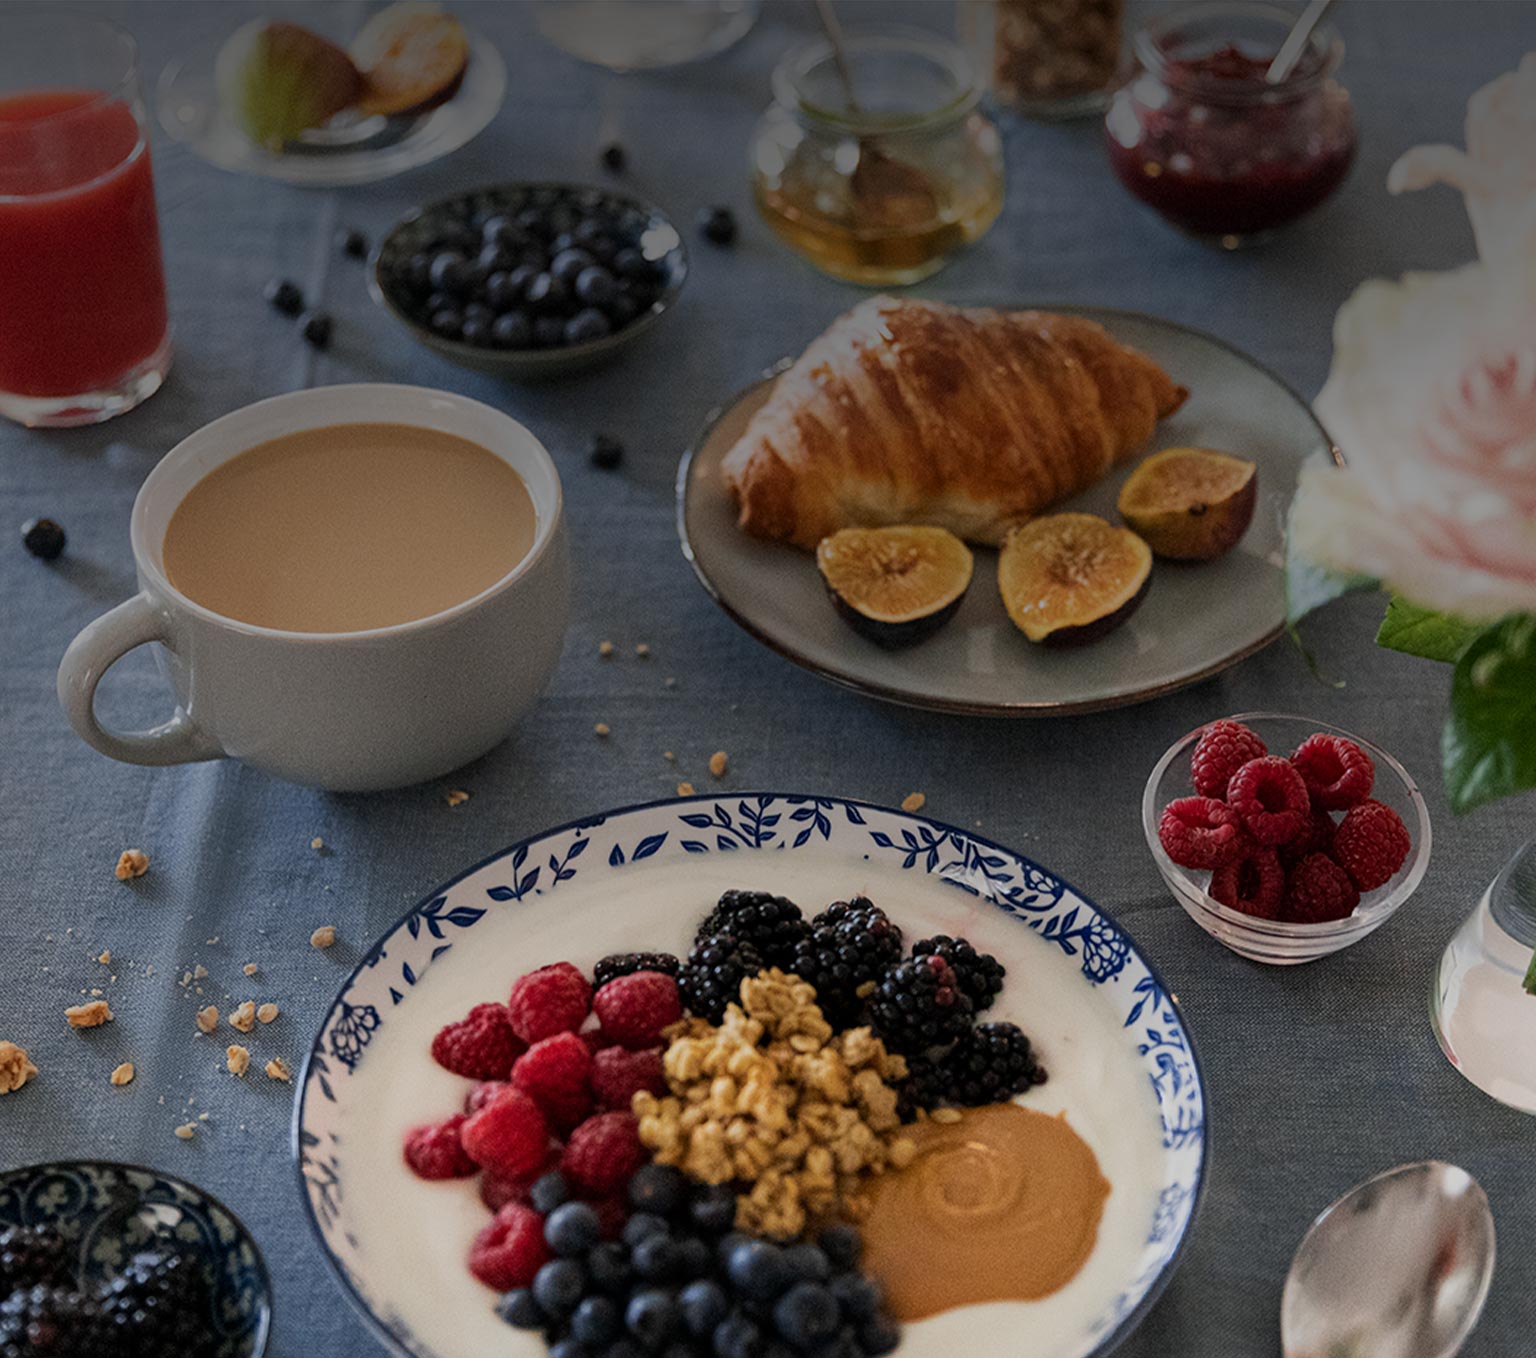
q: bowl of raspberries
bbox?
[1143,713,1431,964]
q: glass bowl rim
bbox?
[1141,710,1433,937]
[1133,1,1345,103]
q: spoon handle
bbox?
[1266,0,1336,84]
[813,0,861,112]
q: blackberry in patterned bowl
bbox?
[1143,713,1432,966]
[371,182,687,380]
[0,1160,271,1357]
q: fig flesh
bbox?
[816,525,974,649]
[1117,446,1257,561]
[998,513,1152,646]
[218,20,362,151]
[351,3,470,118]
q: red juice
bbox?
[0,89,170,399]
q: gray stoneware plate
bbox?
[677,307,1336,717]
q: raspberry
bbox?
[431,1002,524,1080]
[1333,799,1411,891]
[480,1148,561,1213]
[465,1080,509,1114]
[468,1203,551,1291]
[1284,853,1361,923]
[1157,796,1248,870]
[1226,756,1311,845]
[581,1029,616,1054]
[1279,808,1337,866]
[403,1113,477,1180]
[1290,733,1375,810]
[560,1111,647,1197]
[513,1032,594,1130]
[1190,719,1267,798]
[589,1194,630,1240]
[594,971,683,1049]
[1208,847,1285,919]
[591,1045,666,1109]
[508,962,593,1045]
[461,1085,552,1180]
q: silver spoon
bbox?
[1266,0,1336,84]
[1281,1161,1496,1358]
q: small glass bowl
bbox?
[1142,712,1432,965]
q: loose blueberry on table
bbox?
[21,517,66,561]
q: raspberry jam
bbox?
[1104,3,1356,244]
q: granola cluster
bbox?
[635,969,913,1240]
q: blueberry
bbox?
[526,272,570,313]
[485,271,520,311]
[698,205,738,245]
[858,1317,900,1355]
[497,1287,545,1329]
[430,307,464,338]
[533,316,566,347]
[608,1342,644,1358]
[611,247,650,280]
[827,1274,881,1322]
[622,1213,669,1248]
[587,1240,632,1294]
[425,289,453,313]
[21,517,65,560]
[482,214,523,248]
[662,1345,697,1358]
[564,308,612,344]
[546,1202,603,1257]
[626,1288,681,1348]
[477,242,516,279]
[549,1341,592,1358]
[727,1242,793,1302]
[764,1344,796,1358]
[713,1311,765,1358]
[600,142,627,172]
[570,1295,622,1345]
[817,1226,861,1273]
[429,250,469,294]
[627,1165,686,1215]
[680,1280,728,1337]
[716,1231,750,1267]
[491,311,533,349]
[772,1284,839,1350]
[588,433,624,470]
[405,253,433,290]
[264,277,304,315]
[507,262,541,296]
[338,227,368,258]
[533,1259,587,1316]
[516,207,551,238]
[632,1233,681,1282]
[676,1237,712,1280]
[299,311,333,349]
[609,295,642,328]
[461,315,492,346]
[551,247,596,284]
[784,1244,831,1283]
[573,265,618,309]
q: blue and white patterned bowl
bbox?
[295,794,1207,1358]
[0,1160,271,1357]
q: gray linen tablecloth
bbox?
[4,2,1535,1354]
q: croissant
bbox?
[721,296,1188,549]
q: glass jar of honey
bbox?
[750,27,1004,286]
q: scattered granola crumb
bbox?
[664,676,677,689]
[192,964,208,981]
[929,1106,963,1124]
[110,1062,135,1087]
[114,849,149,881]
[594,722,611,738]
[311,836,324,850]
[901,792,926,813]
[0,1041,38,1094]
[226,1045,250,1077]
[709,750,729,778]
[310,925,337,950]
[635,643,650,658]
[242,963,258,977]
[65,1000,112,1029]
[174,1122,196,1140]
[195,1006,219,1035]
[229,1001,257,1034]
[206,937,219,946]
[97,950,111,965]
[257,1003,279,1025]
[677,782,695,796]
[598,640,615,658]
[663,750,676,762]
[445,788,470,808]
[265,1056,292,1082]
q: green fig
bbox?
[218,20,362,151]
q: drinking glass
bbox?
[0,11,171,427]
[532,0,759,71]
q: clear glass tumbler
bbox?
[0,11,171,427]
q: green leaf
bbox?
[1525,947,1536,996]
[1376,597,1483,663]
[1443,614,1536,813]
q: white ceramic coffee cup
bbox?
[58,383,569,791]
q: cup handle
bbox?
[57,593,223,767]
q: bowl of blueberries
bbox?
[371,182,687,379]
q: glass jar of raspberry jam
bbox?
[1104,2,1355,246]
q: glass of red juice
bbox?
[0,12,171,427]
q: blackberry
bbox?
[910,936,1005,1013]
[894,1056,948,1120]
[695,890,807,968]
[96,1250,212,1358]
[594,952,681,989]
[946,1023,1046,1104]
[0,1226,71,1293]
[787,899,903,1028]
[679,934,764,1023]
[0,1286,113,1357]
[865,955,973,1055]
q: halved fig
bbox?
[218,20,362,150]
[1117,446,1257,562]
[816,525,974,649]
[998,513,1152,646]
[351,3,470,118]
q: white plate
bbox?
[678,308,1336,716]
[156,25,506,187]
[296,794,1207,1358]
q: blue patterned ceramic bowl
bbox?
[296,794,1207,1358]
[0,1160,271,1357]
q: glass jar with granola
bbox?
[959,0,1124,119]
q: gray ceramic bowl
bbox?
[370,182,687,380]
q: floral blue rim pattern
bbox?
[293,793,1208,1358]
[0,1159,272,1358]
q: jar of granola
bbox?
[959,0,1124,119]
